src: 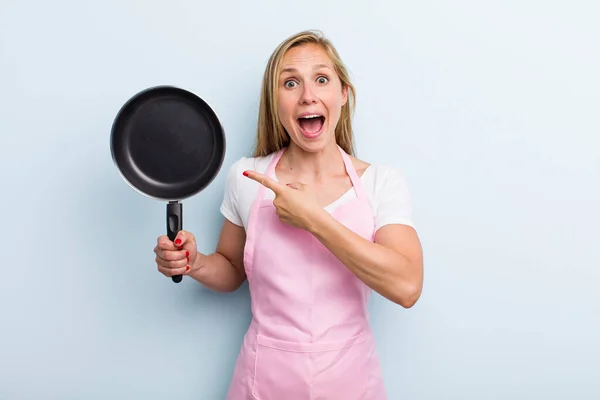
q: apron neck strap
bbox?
[337,145,368,203]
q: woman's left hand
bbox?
[243,170,324,231]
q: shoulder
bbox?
[363,163,412,208]
[223,151,279,196]
[224,153,276,183]
[367,163,410,189]
[349,154,410,192]
[353,157,415,230]
[222,153,275,199]
[220,152,277,228]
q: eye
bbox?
[284,80,297,88]
[317,76,329,84]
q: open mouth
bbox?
[296,114,325,138]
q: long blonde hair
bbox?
[252,30,357,157]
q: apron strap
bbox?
[256,147,285,201]
[337,145,369,204]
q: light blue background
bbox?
[1,1,599,399]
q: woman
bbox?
[154,30,423,399]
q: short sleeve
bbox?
[374,167,415,231]
[219,159,244,227]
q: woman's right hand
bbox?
[154,230,199,278]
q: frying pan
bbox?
[110,85,226,283]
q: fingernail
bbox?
[185,265,190,271]
[185,251,189,257]
[242,171,249,177]
[174,239,182,245]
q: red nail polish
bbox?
[185,251,189,257]
[174,239,181,245]
[243,171,249,176]
[186,265,190,271]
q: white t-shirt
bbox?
[219,153,415,232]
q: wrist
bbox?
[191,252,206,272]
[305,208,332,236]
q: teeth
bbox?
[300,114,322,119]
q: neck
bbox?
[280,141,345,183]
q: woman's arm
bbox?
[188,219,248,292]
[308,212,423,308]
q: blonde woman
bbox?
[154,30,423,399]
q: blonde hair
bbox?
[252,30,357,157]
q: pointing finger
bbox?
[243,170,285,194]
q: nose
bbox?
[300,82,318,105]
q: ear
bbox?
[341,85,348,106]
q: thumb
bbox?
[173,230,195,248]
[285,182,305,190]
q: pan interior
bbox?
[112,88,225,200]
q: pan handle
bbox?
[167,201,183,283]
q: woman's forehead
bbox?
[281,44,333,71]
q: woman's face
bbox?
[277,43,348,152]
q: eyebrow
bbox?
[280,63,332,74]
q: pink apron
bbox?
[226,145,387,400]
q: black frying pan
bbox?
[110,85,226,283]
